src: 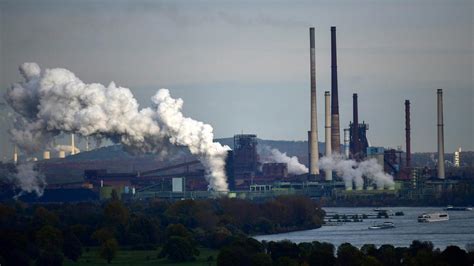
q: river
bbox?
[254,207,474,250]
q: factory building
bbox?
[262,163,288,178]
[233,134,259,180]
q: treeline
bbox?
[0,194,324,265]
[217,238,474,266]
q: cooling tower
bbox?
[43,151,51,160]
[309,27,319,175]
[330,26,341,154]
[325,91,332,181]
[59,150,66,159]
[437,89,445,179]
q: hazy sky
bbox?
[0,0,472,157]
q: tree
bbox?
[159,236,199,262]
[104,200,129,227]
[308,242,336,266]
[99,238,118,264]
[251,253,272,266]
[376,244,399,266]
[35,225,64,266]
[268,240,300,261]
[217,246,250,266]
[164,223,193,241]
[441,246,469,266]
[337,243,363,266]
[62,230,82,261]
[92,227,114,244]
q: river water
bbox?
[254,207,474,250]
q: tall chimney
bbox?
[437,89,445,179]
[71,134,76,155]
[309,27,319,175]
[405,100,411,173]
[13,146,18,164]
[325,91,332,181]
[344,128,350,158]
[352,93,360,158]
[330,26,341,154]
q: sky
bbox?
[0,0,472,158]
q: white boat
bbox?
[417,212,449,223]
[368,222,395,230]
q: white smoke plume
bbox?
[5,63,230,192]
[318,154,394,190]
[258,145,308,175]
[10,163,47,197]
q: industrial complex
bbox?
[2,27,473,204]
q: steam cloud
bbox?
[318,154,394,190]
[5,63,230,192]
[258,146,308,175]
[10,163,46,197]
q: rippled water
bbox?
[254,207,474,249]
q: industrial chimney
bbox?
[344,128,350,158]
[352,93,360,158]
[71,134,76,156]
[13,146,18,164]
[309,27,319,175]
[325,91,332,181]
[405,100,411,175]
[437,89,445,179]
[330,26,341,154]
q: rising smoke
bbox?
[318,154,394,190]
[5,63,230,192]
[10,163,46,197]
[258,145,308,175]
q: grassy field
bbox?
[64,247,219,266]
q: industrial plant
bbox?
[1,27,472,204]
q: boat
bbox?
[417,212,449,223]
[368,222,395,230]
[444,205,473,211]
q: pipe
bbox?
[437,89,445,179]
[352,93,360,159]
[309,27,319,175]
[344,128,350,158]
[405,100,411,175]
[330,26,341,154]
[325,91,332,181]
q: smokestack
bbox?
[405,100,411,174]
[325,91,332,181]
[352,93,360,158]
[71,134,76,155]
[308,131,311,171]
[309,27,319,175]
[344,128,350,158]
[85,136,90,152]
[13,146,18,164]
[330,26,341,154]
[437,89,445,179]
